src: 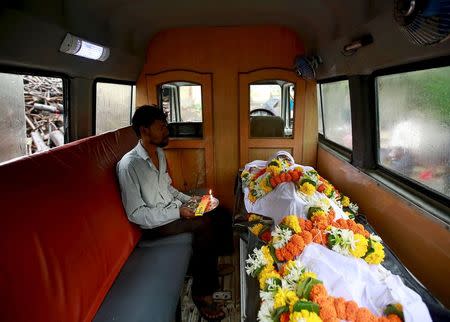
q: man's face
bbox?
[141,119,169,147]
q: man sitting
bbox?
[116,105,225,321]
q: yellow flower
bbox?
[261,245,274,266]
[290,310,323,322]
[250,223,263,236]
[281,260,297,276]
[342,196,350,207]
[248,214,262,222]
[274,288,298,310]
[323,185,332,196]
[350,234,369,258]
[298,271,317,284]
[248,193,257,203]
[310,210,326,221]
[365,241,385,264]
[300,182,316,196]
[267,159,282,176]
[259,266,280,289]
[258,175,273,193]
[282,215,302,233]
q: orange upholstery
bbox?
[0,127,139,322]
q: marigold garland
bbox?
[350,233,369,258]
[274,288,299,311]
[241,156,405,322]
[250,223,264,236]
[289,310,322,322]
[364,240,385,265]
[281,215,302,233]
[275,234,307,262]
[300,182,316,196]
[259,267,281,290]
[247,253,404,322]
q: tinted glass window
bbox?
[96,82,134,134]
[321,80,352,149]
[377,66,450,198]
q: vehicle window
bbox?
[95,82,135,135]
[249,81,294,138]
[0,72,66,163]
[317,85,324,135]
[320,80,352,149]
[376,66,450,198]
[158,82,203,138]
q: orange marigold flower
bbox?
[319,300,338,321]
[300,230,313,245]
[311,228,323,244]
[291,234,305,251]
[336,218,348,229]
[290,233,302,244]
[286,241,297,253]
[305,219,313,231]
[378,317,390,322]
[315,295,331,307]
[279,263,287,276]
[275,248,284,261]
[354,223,365,234]
[363,230,370,238]
[347,219,357,230]
[299,218,307,230]
[355,307,377,322]
[283,248,295,261]
[280,312,290,322]
[314,217,330,230]
[309,284,328,302]
[330,221,340,228]
[386,314,402,322]
[281,247,291,261]
[334,297,347,319]
[345,301,359,321]
[328,209,336,222]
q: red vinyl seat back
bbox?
[0,127,140,322]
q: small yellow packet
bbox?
[195,195,210,216]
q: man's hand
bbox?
[180,206,195,219]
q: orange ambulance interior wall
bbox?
[317,146,450,307]
[136,26,317,210]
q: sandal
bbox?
[192,297,226,321]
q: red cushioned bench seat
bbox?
[0,127,192,322]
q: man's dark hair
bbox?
[131,105,167,137]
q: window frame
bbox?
[248,79,294,138]
[92,78,136,135]
[0,64,70,143]
[317,57,450,223]
[373,57,450,206]
[158,81,204,124]
[317,76,352,160]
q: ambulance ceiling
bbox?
[1,0,449,80]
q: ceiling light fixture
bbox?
[59,33,110,61]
